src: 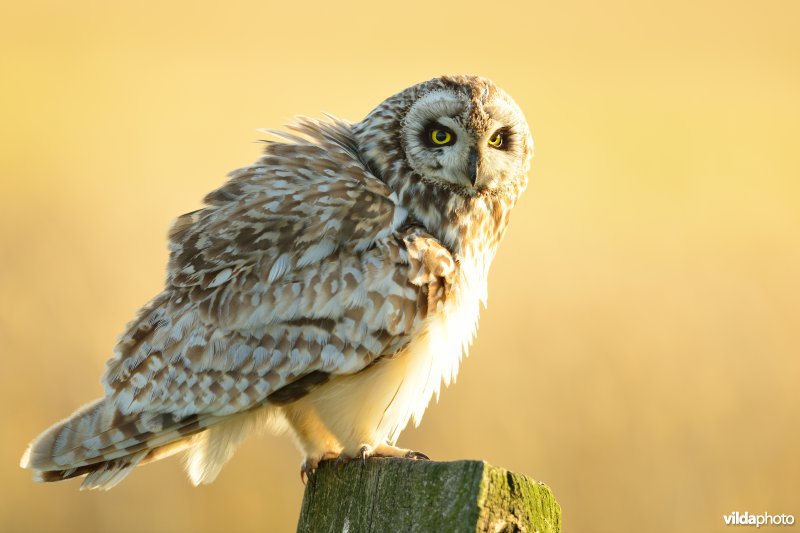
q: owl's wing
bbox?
[102,118,455,421]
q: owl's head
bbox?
[356,75,533,198]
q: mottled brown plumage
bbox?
[21,75,533,489]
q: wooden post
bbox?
[297,458,561,532]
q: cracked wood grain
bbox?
[297,458,561,532]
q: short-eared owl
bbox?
[21,75,533,489]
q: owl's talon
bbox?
[300,462,315,485]
[358,445,372,463]
[405,450,430,460]
[300,450,341,483]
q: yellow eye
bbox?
[430,129,452,145]
[488,131,504,148]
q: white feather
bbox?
[184,406,285,485]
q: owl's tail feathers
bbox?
[20,398,203,491]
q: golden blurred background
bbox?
[1,1,798,531]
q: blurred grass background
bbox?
[1,1,798,531]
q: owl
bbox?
[21,75,533,489]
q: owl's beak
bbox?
[467,147,479,187]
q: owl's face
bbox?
[399,81,532,195]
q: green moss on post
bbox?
[297,458,561,532]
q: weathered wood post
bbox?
[297,458,561,532]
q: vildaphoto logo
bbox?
[723,512,795,527]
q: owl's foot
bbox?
[354,443,431,461]
[325,444,431,472]
[300,450,340,484]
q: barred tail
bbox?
[21,398,279,490]
[20,398,205,490]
